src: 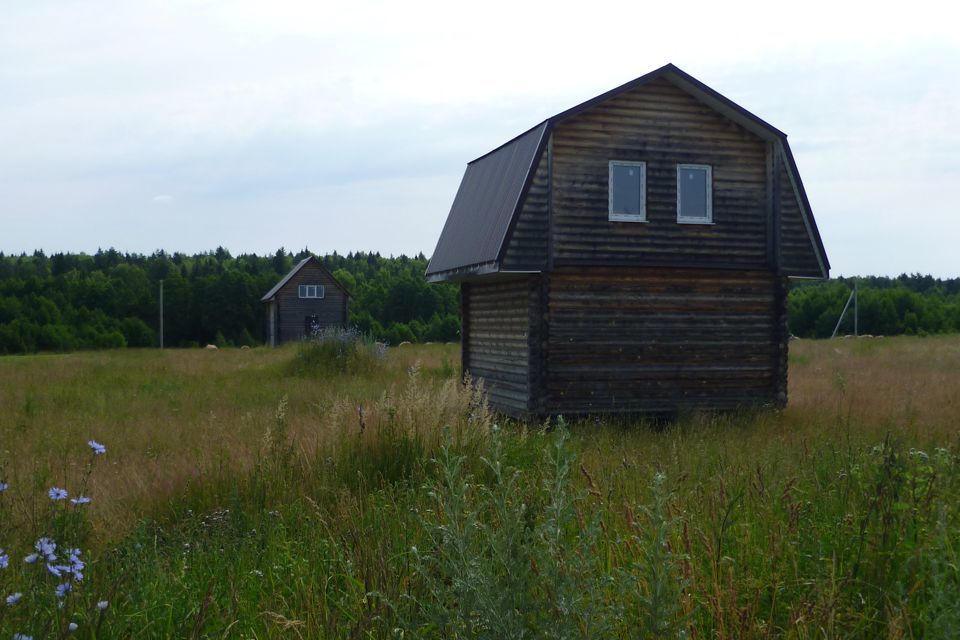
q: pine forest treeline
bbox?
[0,248,959,354]
[0,248,458,353]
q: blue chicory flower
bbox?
[68,623,78,632]
[35,538,57,561]
[12,633,33,640]
[0,550,8,569]
[48,487,68,501]
[55,582,72,598]
[0,481,8,492]
[70,496,91,505]
[6,592,23,606]
[23,553,38,564]
[97,600,109,610]
[87,440,106,455]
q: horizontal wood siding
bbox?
[464,277,531,415]
[779,159,823,277]
[501,149,549,271]
[551,77,768,268]
[544,267,782,413]
[275,263,348,344]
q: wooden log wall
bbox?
[463,277,532,416]
[778,157,824,277]
[541,266,784,414]
[501,150,550,271]
[550,77,769,268]
[275,262,348,344]
[773,274,790,407]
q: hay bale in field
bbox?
[205,344,218,350]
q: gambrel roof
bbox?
[426,122,548,278]
[426,63,829,281]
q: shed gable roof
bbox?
[426,63,829,280]
[261,256,350,302]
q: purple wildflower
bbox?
[96,600,109,610]
[70,496,91,505]
[12,634,33,640]
[48,487,68,501]
[23,553,38,564]
[0,481,8,492]
[35,538,57,561]
[65,549,85,580]
[6,592,22,606]
[87,440,106,455]
[55,582,72,598]
[0,550,8,569]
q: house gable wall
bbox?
[274,262,348,344]
[550,77,769,268]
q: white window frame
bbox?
[608,160,647,222]
[676,163,714,224]
[298,284,325,299]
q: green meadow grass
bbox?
[1,337,959,638]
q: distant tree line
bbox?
[0,248,458,353]
[789,275,960,338]
[1,249,958,354]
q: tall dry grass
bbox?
[1,336,959,638]
[0,344,459,538]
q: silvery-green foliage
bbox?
[619,471,689,639]
[530,418,617,640]
[406,426,534,639]
[921,501,960,637]
[403,421,687,639]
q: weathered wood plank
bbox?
[551,77,769,268]
[543,266,784,414]
[463,277,532,415]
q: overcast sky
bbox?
[2,0,958,276]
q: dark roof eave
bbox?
[425,260,500,283]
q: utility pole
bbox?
[854,279,859,337]
[159,279,164,350]
[831,278,860,339]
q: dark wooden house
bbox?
[426,63,829,417]
[261,257,349,346]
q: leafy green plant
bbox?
[287,327,386,377]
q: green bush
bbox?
[287,327,386,377]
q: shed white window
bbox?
[298,284,325,299]
[676,164,713,224]
[608,160,647,222]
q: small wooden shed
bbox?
[426,63,829,417]
[261,257,349,346]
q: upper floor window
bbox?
[608,160,646,222]
[677,164,713,224]
[298,284,325,299]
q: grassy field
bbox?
[1,336,959,638]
